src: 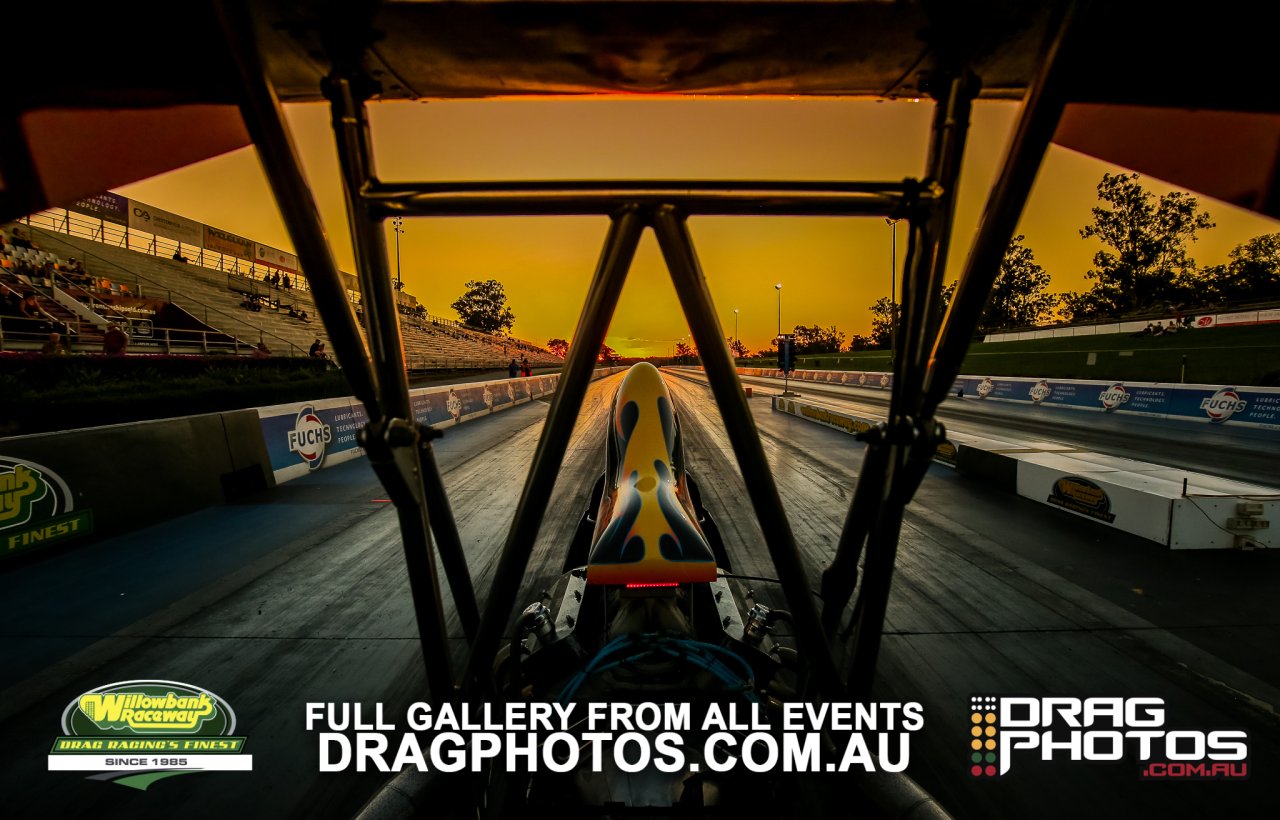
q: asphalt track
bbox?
[1,371,1278,819]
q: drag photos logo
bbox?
[968,695,1248,779]
[49,680,252,790]
[288,404,333,469]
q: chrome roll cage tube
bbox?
[214,0,1079,706]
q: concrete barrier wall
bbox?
[2,367,624,560]
[257,371,580,484]
[983,308,1280,342]
[954,375,1280,429]
[2,409,271,561]
[772,394,1278,550]
[731,366,1280,430]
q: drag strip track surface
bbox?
[0,375,622,820]
[663,372,1280,818]
[0,370,1277,819]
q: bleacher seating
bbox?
[14,222,564,367]
[20,224,328,357]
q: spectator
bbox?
[309,338,328,360]
[241,293,262,312]
[508,358,519,379]
[299,309,311,323]
[102,323,128,356]
[521,356,531,377]
[18,293,44,320]
[41,331,68,356]
[282,275,292,290]
[253,341,271,360]
[1152,320,1165,337]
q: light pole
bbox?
[775,283,782,336]
[885,218,899,367]
[733,308,739,356]
[392,216,405,290]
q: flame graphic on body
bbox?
[588,363,717,585]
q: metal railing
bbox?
[18,209,555,356]
[0,314,277,356]
[17,222,304,356]
[20,209,318,292]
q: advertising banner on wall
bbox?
[256,397,366,484]
[67,192,129,226]
[204,225,254,259]
[254,243,299,273]
[258,373,573,485]
[956,375,1280,428]
[127,201,204,247]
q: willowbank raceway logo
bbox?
[287,404,333,470]
[1,457,92,559]
[968,695,1248,780]
[49,680,252,790]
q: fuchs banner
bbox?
[257,397,367,484]
[956,376,1280,429]
[729,367,1280,430]
[253,371,626,485]
[67,192,129,226]
[257,373,574,485]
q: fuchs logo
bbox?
[1201,388,1247,423]
[483,385,495,410]
[968,695,1247,779]
[879,374,890,388]
[447,389,463,422]
[287,405,332,469]
[977,377,994,398]
[1029,380,1052,404]
[1098,383,1130,411]
[858,373,868,386]
[50,680,252,789]
[1,457,92,559]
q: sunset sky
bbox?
[118,98,1279,357]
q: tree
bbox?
[729,338,749,358]
[868,297,897,348]
[1200,233,1280,305]
[673,341,693,359]
[1064,173,1214,320]
[451,279,515,333]
[547,338,569,357]
[940,280,957,314]
[598,343,620,365]
[979,235,1058,331]
[791,324,846,354]
[846,334,876,351]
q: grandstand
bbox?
[3,218,562,368]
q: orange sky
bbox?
[117,98,1279,357]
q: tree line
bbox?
[763,172,1280,355]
